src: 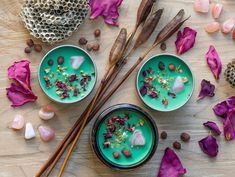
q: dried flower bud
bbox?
[79,37,88,45]
[173,141,181,150]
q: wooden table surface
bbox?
[1,0,235,177]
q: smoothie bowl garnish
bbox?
[39,45,97,104]
[136,54,194,112]
[91,104,158,170]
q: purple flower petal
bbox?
[213,101,229,118]
[175,27,197,55]
[223,108,235,141]
[157,147,186,177]
[203,121,221,135]
[198,135,218,157]
[206,45,222,80]
[89,0,123,26]
[148,90,159,98]
[140,86,147,96]
[198,79,215,100]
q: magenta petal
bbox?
[175,27,197,55]
[226,96,235,108]
[140,86,147,96]
[206,46,222,80]
[213,101,228,118]
[223,108,235,141]
[89,0,123,26]
[203,121,221,135]
[198,135,218,157]
[157,147,186,177]
[198,79,215,100]
[6,83,37,107]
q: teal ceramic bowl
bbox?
[136,54,194,112]
[38,45,97,104]
[91,103,158,170]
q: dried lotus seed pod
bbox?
[20,0,89,44]
[225,60,235,87]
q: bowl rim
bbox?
[38,44,97,104]
[136,53,195,112]
[91,103,159,170]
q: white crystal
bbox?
[131,130,146,147]
[70,56,85,70]
[25,122,36,140]
[172,76,185,93]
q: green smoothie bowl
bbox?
[91,103,158,170]
[136,54,194,112]
[38,45,97,104]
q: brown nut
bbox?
[113,151,120,159]
[180,132,190,142]
[160,131,167,139]
[173,141,181,150]
[26,39,34,47]
[57,56,64,65]
[160,42,166,51]
[47,59,54,66]
[122,148,131,158]
[92,43,100,51]
[24,47,32,53]
[168,64,176,71]
[86,44,93,51]
[94,29,101,37]
[79,37,88,45]
[34,44,42,52]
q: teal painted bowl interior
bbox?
[92,104,158,169]
[136,54,194,112]
[38,45,96,104]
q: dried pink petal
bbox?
[6,83,37,107]
[148,90,159,98]
[175,27,197,55]
[140,86,147,96]
[89,0,123,26]
[194,0,210,13]
[38,125,55,142]
[223,108,235,141]
[206,45,222,80]
[198,135,218,157]
[221,19,235,34]
[198,79,215,100]
[213,100,229,118]
[203,121,221,135]
[157,147,186,177]
[204,22,220,33]
[212,3,223,19]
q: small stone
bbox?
[57,56,64,65]
[24,47,32,53]
[39,106,55,120]
[86,44,93,51]
[180,132,190,142]
[173,141,181,150]
[94,29,101,37]
[47,59,54,66]
[38,125,55,142]
[113,151,120,159]
[160,131,167,139]
[25,122,36,140]
[122,148,131,158]
[11,114,25,130]
[92,43,100,51]
[158,61,165,70]
[168,64,176,71]
[78,37,88,45]
[160,42,166,51]
[34,44,42,52]
[26,39,34,47]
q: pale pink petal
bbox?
[38,125,55,142]
[221,19,235,34]
[194,0,210,13]
[204,22,220,33]
[212,3,223,19]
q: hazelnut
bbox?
[94,29,101,37]
[26,39,34,47]
[57,56,64,65]
[92,43,100,51]
[158,61,165,70]
[79,37,88,45]
[47,59,54,66]
[34,44,42,52]
[24,47,32,53]
[168,64,175,71]
[113,151,120,159]
[122,148,131,158]
[160,42,166,51]
[173,141,181,150]
[180,132,190,142]
[160,131,167,140]
[86,44,93,51]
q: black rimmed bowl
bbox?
[91,103,158,170]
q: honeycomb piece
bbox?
[20,0,89,44]
[225,59,235,87]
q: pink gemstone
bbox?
[204,22,220,33]
[194,0,210,13]
[38,125,55,142]
[11,114,25,130]
[221,19,235,34]
[212,3,223,19]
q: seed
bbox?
[180,132,190,142]
[160,131,167,139]
[34,44,42,52]
[92,43,100,51]
[122,148,131,158]
[168,63,175,71]
[94,29,101,37]
[160,42,166,51]
[158,61,165,70]
[57,56,64,65]
[162,97,168,107]
[48,59,54,66]
[113,151,120,159]
[173,141,181,150]
[24,47,32,53]
[86,44,93,51]
[26,39,34,47]
[78,37,88,45]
